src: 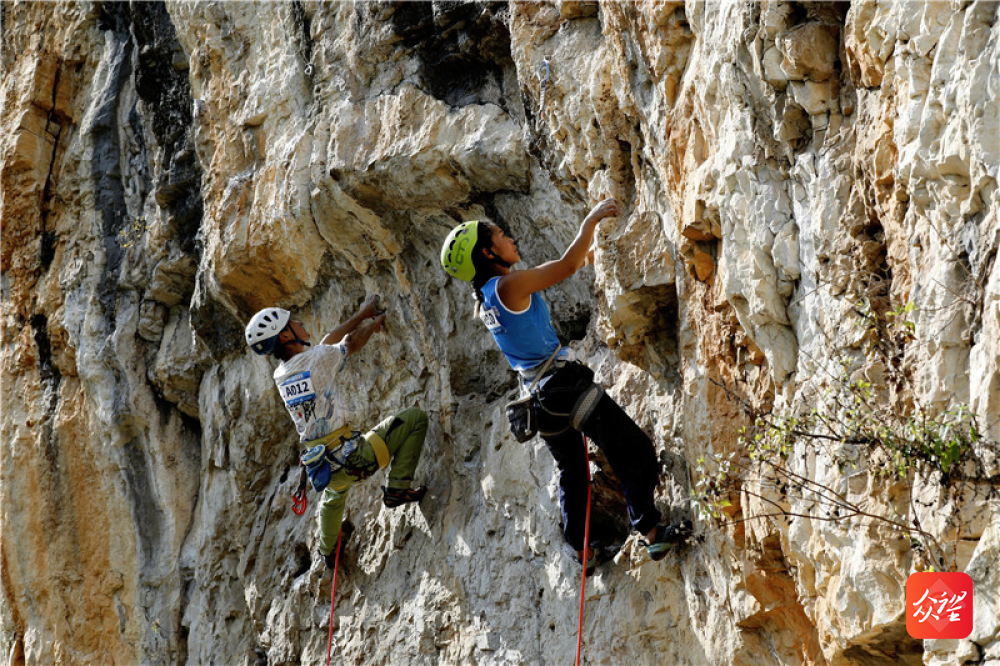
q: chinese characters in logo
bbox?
[906,572,974,639]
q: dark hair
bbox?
[470,221,499,309]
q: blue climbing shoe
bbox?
[642,519,693,561]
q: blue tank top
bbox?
[479,276,560,371]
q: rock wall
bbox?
[1,1,997,665]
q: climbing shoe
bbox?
[382,485,428,508]
[641,519,693,561]
[578,541,615,575]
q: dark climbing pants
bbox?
[318,406,428,555]
[537,388,661,552]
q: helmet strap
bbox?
[274,324,311,357]
[290,328,311,348]
[486,250,512,270]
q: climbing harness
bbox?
[576,434,593,666]
[301,426,360,493]
[325,530,343,666]
[293,427,356,513]
[506,345,562,442]
[532,361,604,438]
[295,424,392,509]
[536,55,552,132]
[299,424,394,494]
[361,430,391,470]
[570,384,604,431]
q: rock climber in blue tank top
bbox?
[441,198,692,573]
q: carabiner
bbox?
[292,487,308,516]
[537,56,551,86]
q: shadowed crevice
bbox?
[388,1,514,110]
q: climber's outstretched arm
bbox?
[497,198,620,310]
[342,314,385,355]
[320,295,383,348]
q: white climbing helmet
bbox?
[245,307,290,355]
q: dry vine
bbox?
[693,301,997,571]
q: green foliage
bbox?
[692,452,738,522]
[693,301,992,568]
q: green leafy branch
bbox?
[691,424,953,568]
[695,347,990,570]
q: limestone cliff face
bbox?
[1,2,998,665]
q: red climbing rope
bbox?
[325,530,343,666]
[576,434,592,666]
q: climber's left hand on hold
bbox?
[344,313,386,354]
[584,197,621,224]
[359,294,382,320]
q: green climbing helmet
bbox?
[440,220,480,282]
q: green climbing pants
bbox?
[318,406,428,555]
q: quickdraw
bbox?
[536,55,552,131]
[292,467,308,516]
[291,488,308,515]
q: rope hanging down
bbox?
[326,530,343,666]
[575,434,593,666]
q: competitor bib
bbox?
[280,371,316,407]
[479,305,505,334]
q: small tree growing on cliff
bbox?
[693,301,996,571]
